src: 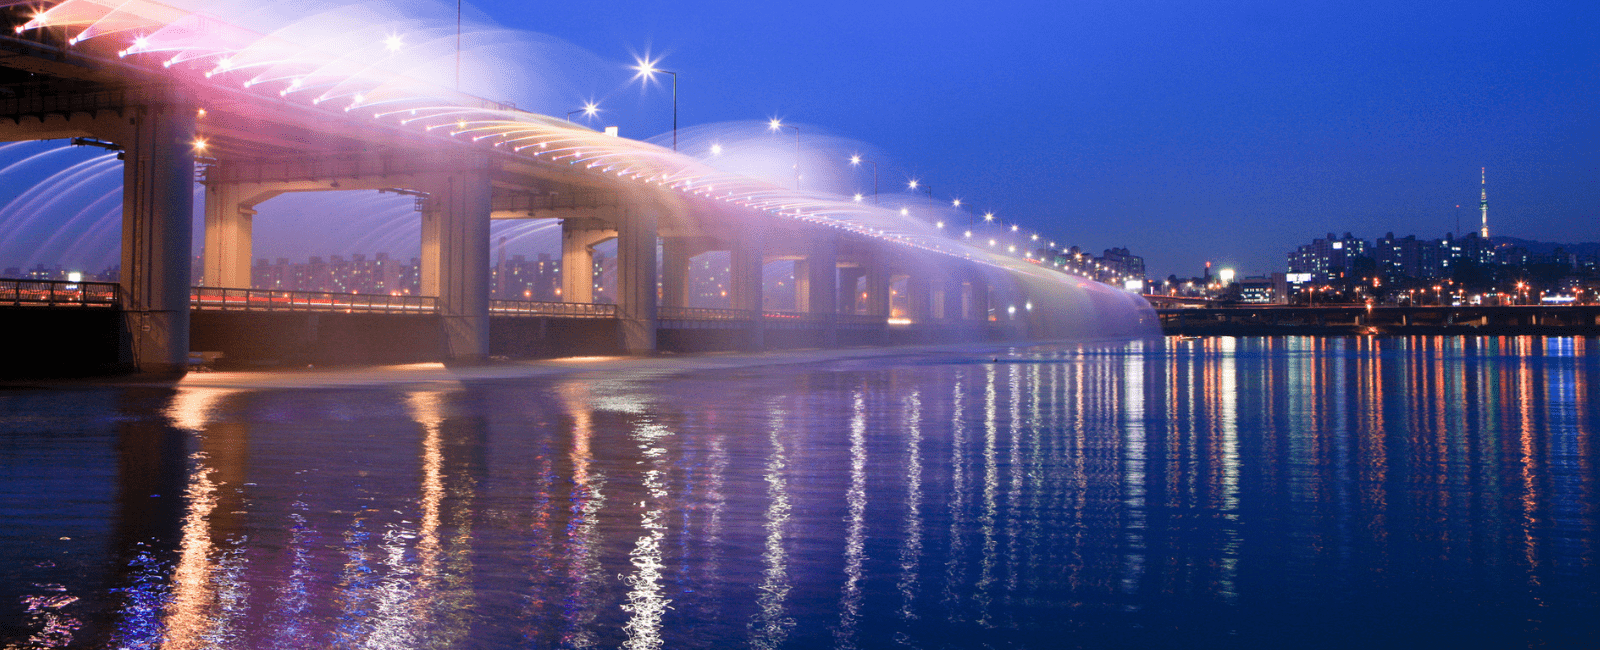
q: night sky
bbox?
[470,0,1598,278]
[0,0,1594,279]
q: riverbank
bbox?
[5,338,1121,391]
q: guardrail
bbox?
[659,306,754,321]
[490,299,616,319]
[0,278,119,307]
[762,310,834,322]
[191,287,438,313]
[836,313,889,327]
[655,308,894,327]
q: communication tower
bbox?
[1479,167,1489,239]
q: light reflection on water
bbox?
[1,336,1598,649]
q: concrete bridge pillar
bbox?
[794,258,812,312]
[201,178,256,289]
[560,218,616,304]
[838,267,866,314]
[730,227,765,350]
[969,275,990,321]
[803,237,838,345]
[906,274,932,322]
[943,276,964,320]
[118,103,197,375]
[802,241,838,316]
[660,236,694,308]
[616,208,658,354]
[421,170,492,364]
[865,264,890,317]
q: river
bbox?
[2,336,1596,648]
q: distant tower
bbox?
[1479,167,1489,239]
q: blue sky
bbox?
[0,0,1593,279]
[471,0,1599,277]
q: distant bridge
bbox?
[0,1,1153,375]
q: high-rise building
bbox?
[1100,247,1145,280]
[492,253,562,301]
[1375,232,1442,280]
[1287,232,1369,282]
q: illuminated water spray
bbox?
[5,0,1157,338]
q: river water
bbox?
[2,336,1596,649]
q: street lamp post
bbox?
[633,57,678,151]
[848,154,878,204]
[907,179,933,218]
[769,118,799,189]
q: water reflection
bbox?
[974,364,999,626]
[557,383,607,649]
[749,400,794,649]
[897,390,923,621]
[832,390,868,649]
[941,375,969,615]
[620,415,672,650]
[0,337,1596,649]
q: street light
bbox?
[907,179,937,225]
[566,101,600,122]
[769,118,799,189]
[632,56,678,151]
[848,154,878,203]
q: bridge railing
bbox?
[490,299,617,319]
[0,278,120,307]
[836,313,889,328]
[654,308,896,327]
[762,310,831,322]
[658,306,753,321]
[191,287,438,313]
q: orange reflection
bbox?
[1516,351,1541,585]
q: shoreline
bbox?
[4,339,1123,391]
[9,331,1598,390]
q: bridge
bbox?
[0,1,1154,375]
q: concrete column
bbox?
[906,274,932,322]
[119,103,196,375]
[660,236,692,308]
[969,275,990,321]
[941,276,963,320]
[807,238,838,317]
[793,258,811,313]
[865,264,890,317]
[422,169,492,364]
[730,228,765,350]
[804,237,837,346]
[838,267,866,314]
[616,208,658,354]
[420,206,441,298]
[201,180,256,288]
[561,218,614,304]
